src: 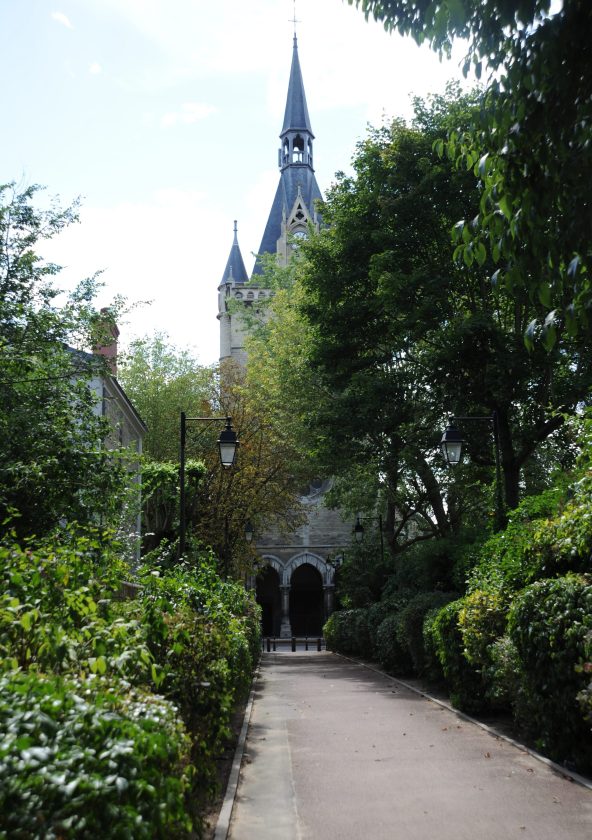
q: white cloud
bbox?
[51,11,73,29]
[161,102,217,129]
[89,62,102,75]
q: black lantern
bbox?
[245,520,254,543]
[440,421,465,466]
[218,418,239,468]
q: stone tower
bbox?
[218,35,350,638]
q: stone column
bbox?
[279,584,292,638]
[324,584,335,621]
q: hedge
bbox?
[0,671,192,839]
[508,574,592,771]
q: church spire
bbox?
[253,34,322,274]
[279,34,314,170]
[220,220,248,285]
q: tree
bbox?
[117,333,213,462]
[0,184,128,539]
[248,89,591,548]
[119,336,306,576]
[349,0,592,345]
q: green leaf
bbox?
[538,283,552,307]
[524,319,537,352]
[475,241,487,266]
[498,195,512,220]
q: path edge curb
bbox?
[334,651,592,791]
[213,661,260,839]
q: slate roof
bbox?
[281,34,314,137]
[252,167,322,275]
[252,36,322,276]
[220,221,249,286]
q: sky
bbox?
[1,0,472,366]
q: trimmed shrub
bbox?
[422,608,446,684]
[323,608,370,657]
[0,671,192,839]
[457,587,510,708]
[425,599,486,713]
[508,574,592,771]
[397,591,457,675]
[376,613,412,676]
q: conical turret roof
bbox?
[281,35,314,137]
[220,221,248,286]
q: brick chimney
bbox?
[93,307,120,375]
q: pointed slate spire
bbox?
[281,35,313,136]
[220,220,249,285]
[253,35,322,274]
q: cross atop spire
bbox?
[289,0,300,36]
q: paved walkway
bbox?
[228,652,592,840]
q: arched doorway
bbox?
[256,566,281,637]
[290,563,324,636]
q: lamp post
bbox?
[244,520,254,543]
[178,412,238,559]
[440,412,505,530]
[353,513,384,562]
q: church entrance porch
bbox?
[289,563,324,637]
[255,566,281,637]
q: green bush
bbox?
[397,591,457,675]
[425,599,485,713]
[422,608,446,684]
[457,587,511,708]
[508,574,592,771]
[0,535,261,835]
[375,612,412,676]
[0,671,192,839]
[0,537,154,685]
[323,608,370,657]
[466,484,592,596]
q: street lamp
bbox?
[245,520,254,543]
[353,514,385,562]
[178,412,238,558]
[440,412,505,530]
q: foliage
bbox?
[508,574,592,770]
[0,532,153,685]
[141,459,206,554]
[375,612,412,676]
[117,333,213,463]
[467,473,591,595]
[425,599,485,712]
[323,609,370,658]
[350,1,592,345]
[335,536,394,608]
[252,87,588,564]
[397,591,457,675]
[0,670,192,840]
[394,533,480,594]
[0,531,260,834]
[0,184,129,539]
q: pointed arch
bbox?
[259,554,285,582]
[285,552,334,586]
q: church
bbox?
[217,34,351,638]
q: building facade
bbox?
[217,35,350,637]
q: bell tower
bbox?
[217,32,348,638]
[253,32,322,275]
